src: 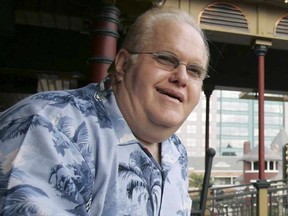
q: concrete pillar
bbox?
[253,180,270,216]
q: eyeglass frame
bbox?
[127,50,209,82]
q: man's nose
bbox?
[169,64,189,86]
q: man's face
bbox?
[114,20,207,143]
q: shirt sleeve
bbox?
[0,112,93,216]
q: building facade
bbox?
[177,89,288,157]
[177,89,288,186]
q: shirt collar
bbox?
[95,76,138,145]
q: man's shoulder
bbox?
[170,134,188,156]
[30,83,97,104]
[0,84,99,123]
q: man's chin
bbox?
[157,118,184,131]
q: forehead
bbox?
[151,20,207,65]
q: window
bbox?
[187,112,197,121]
[221,114,248,123]
[221,101,249,111]
[253,161,259,170]
[186,138,197,147]
[213,177,233,185]
[251,161,278,171]
[265,102,283,113]
[266,161,277,171]
[221,126,248,136]
[186,125,197,134]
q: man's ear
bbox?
[114,49,130,82]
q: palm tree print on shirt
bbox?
[31,88,112,128]
[0,112,93,215]
[118,150,162,216]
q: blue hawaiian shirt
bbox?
[0,77,192,216]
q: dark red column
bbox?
[88,6,120,83]
[255,43,268,180]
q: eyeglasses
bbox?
[128,50,209,82]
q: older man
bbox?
[0,7,209,216]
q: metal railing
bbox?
[268,180,288,216]
[190,179,288,216]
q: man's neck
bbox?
[144,142,162,164]
[135,135,161,163]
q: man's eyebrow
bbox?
[187,64,205,71]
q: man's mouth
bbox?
[157,89,183,102]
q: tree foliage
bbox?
[189,172,204,189]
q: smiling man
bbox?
[0,7,209,216]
